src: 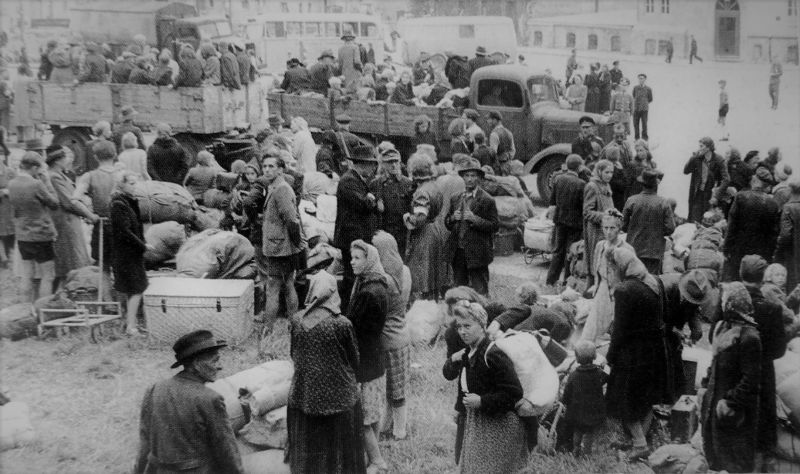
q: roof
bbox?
[527,9,637,28]
[245,12,383,23]
[471,64,547,82]
[399,16,514,27]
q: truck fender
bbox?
[523,143,573,174]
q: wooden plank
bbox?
[37,82,113,125]
[277,93,330,131]
[334,100,387,135]
[245,84,269,128]
[12,80,35,126]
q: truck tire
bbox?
[535,154,566,204]
[52,127,92,175]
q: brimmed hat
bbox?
[45,145,67,166]
[578,115,595,125]
[318,49,335,60]
[379,147,401,163]
[637,168,664,187]
[171,330,227,369]
[679,269,712,305]
[754,166,777,186]
[121,105,137,118]
[341,32,356,40]
[456,157,485,177]
[335,114,351,124]
[350,145,378,163]
[475,46,487,56]
[25,138,45,152]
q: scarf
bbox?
[297,270,341,329]
[372,230,403,294]
[350,239,389,299]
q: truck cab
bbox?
[168,16,236,51]
[468,65,613,200]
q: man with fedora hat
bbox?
[468,46,495,78]
[371,145,412,257]
[308,49,335,95]
[280,58,311,94]
[334,144,379,303]
[113,106,146,152]
[338,30,361,92]
[135,330,243,474]
[622,168,675,274]
[444,155,499,295]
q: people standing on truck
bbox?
[218,41,241,90]
[445,51,470,89]
[150,51,174,86]
[689,35,703,64]
[110,51,136,84]
[413,52,434,86]
[38,40,57,81]
[308,49,336,95]
[598,64,612,113]
[128,57,152,85]
[565,49,578,83]
[610,77,633,135]
[468,46,495,79]
[769,57,782,110]
[281,58,311,94]
[487,111,515,175]
[339,31,362,93]
[390,71,415,106]
[146,123,189,184]
[112,106,146,152]
[233,41,252,86]
[371,146,412,259]
[632,74,653,141]
[566,74,588,112]
[78,42,108,83]
[684,136,730,223]
[546,154,586,287]
[49,40,74,84]
[200,43,221,86]
[173,45,204,88]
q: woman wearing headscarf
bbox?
[174,44,204,88]
[200,42,221,86]
[443,302,527,473]
[287,269,365,474]
[605,247,671,461]
[581,210,633,343]
[583,159,616,287]
[291,117,318,175]
[348,239,389,472]
[372,231,412,440]
[448,118,471,156]
[625,139,657,202]
[701,282,762,473]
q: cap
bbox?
[335,114,351,124]
[637,168,664,186]
[379,148,401,163]
[25,138,45,152]
[350,145,378,163]
[578,115,595,125]
[318,49,335,60]
[637,73,647,79]
[171,330,228,369]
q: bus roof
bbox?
[398,16,514,27]
[183,15,230,25]
[471,65,547,82]
[245,12,382,23]
[70,1,196,15]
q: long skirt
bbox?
[459,408,528,474]
[52,211,90,278]
[407,222,448,295]
[580,280,613,342]
[286,404,366,474]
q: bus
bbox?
[242,13,387,72]
[397,16,518,64]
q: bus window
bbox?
[361,22,377,37]
[343,22,358,37]
[265,22,285,38]
[325,22,339,37]
[287,22,302,38]
[305,22,322,37]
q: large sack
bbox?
[488,330,559,415]
[134,180,196,224]
[523,217,554,252]
[647,443,708,474]
[206,360,293,432]
[406,299,444,344]
[671,223,698,257]
[144,221,187,265]
[775,350,800,385]
[495,196,524,229]
[176,229,256,279]
[192,207,226,231]
[777,371,800,428]
[484,175,524,197]
[315,194,337,223]
[245,380,291,417]
[238,406,287,449]
[789,337,800,354]
[0,304,36,341]
[776,425,800,464]
[0,401,36,451]
[202,188,232,210]
[242,449,290,474]
[63,265,113,302]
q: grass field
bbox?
[1,269,657,474]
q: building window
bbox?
[533,31,543,46]
[610,35,621,52]
[645,39,656,55]
[658,39,670,55]
[588,34,598,50]
[566,32,576,48]
[661,0,670,13]
[280,2,289,12]
[645,0,655,13]
[790,0,798,15]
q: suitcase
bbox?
[670,395,698,443]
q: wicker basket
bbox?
[143,277,254,346]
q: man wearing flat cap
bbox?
[135,330,243,474]
[571,115,604,163]
[444,156,499,295]
[280,57,311,94]
[371,146,412,257]
[683,137,729,222]
[308,49,335,95]
[622,168,675,274]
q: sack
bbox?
[491,175,525,198]
[777,371,800,429]
[315,194,337,223]
[192,207,226,231]
[486,330,559,416]
[495,196,524,229]
[536,401,565,454]
[533,329,568,367]
[238,406,288,449]
[647,443,708,474]
[63,265,113,302]
[134,180,196,224]
[0,402,36,451]
[242,449,290,474]
[523,217,554,252]
[206,360,294,432]
[776,425,800,464]
[247,379,291,417]
[144,221,187,265]
[0,304,36,341]
[202,188,232,210]
[776,350,800,385]
[176,229,256,279]
[406,299,444,344]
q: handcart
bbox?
[522,217,554,265]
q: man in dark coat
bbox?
[723,167,780,281]
[571,116,605,163]
[444,52,470,89]
[631,73,653,141]
[174,45,204,88]
[546,154,586,286]
[665,38,674,63]
[487,111,515,174]
[775,182,800,290]
[609,60,623,88]
[110,51,136,83]
[622,169,675,274]
[79,42,108,83]
[233,42,252,86]
[113,106,147,151]
[38,40,57,80]
[370,147,412,258]
[218,41,241,90]
[412,53,434,86]
[740,255,786,468]
[444,157,499,296]
[307,49,335,94]
[683,136,730,223]
[334,145,379,303]
[280,58,311,94]
[147,123,190,184]
[135,330,244,474]
[468,46,495,78]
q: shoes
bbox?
[125,328,142,337]
[627,446,651,462]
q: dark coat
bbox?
[129,66,152,85]
[444,187,499,269]
[261,176,302,257]
[390,82,414,106]
[550,170,585,228]
[347,273,388,383]
[701,322,761,473]
[370,173,412,256]
[683,151,730,222]
[413,130,440,157]
[622,189,676,260]
[563,365,608,429]
[727,157,753,191]
[113,122,147,151]
[333,169,378,251]
[281,65,311,94]
[723,190,780,275]
[307,62,333,95]
[315,144,339,178]
[174,58,204,88]
[775,197,800,290]
[442,336,523,415]
[571,135,604,162]
[151,65,173,86]
[445,55,470,89]
[220,52,241,89]
[235,51,252,85]
[110,193,148,295]
[135,371,244,474]
[79,52,108,82]
[493,304,573,343]
[472,145,494,168]
[147,136,190,184]
[111,58,134,83]
[468,56,495,78]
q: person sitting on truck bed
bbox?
[468,46,496,79]
[390,71,415,106]
[111,51,136,84]
[308,49,335,95]
[200,42,221,86]
[128,57,152,85]
[218,41,241,90]
[174,45,204,88]
[147,123,189,184]
[150,51,174,87]
[79,42,108,83]
[233,41,252,86]
[281,58,311,94]
[413,53,434,86]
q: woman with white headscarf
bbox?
[291,117,318,174]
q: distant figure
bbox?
[689,35,703,64]
[468,46,495,78]
[565,49,578,83]
[609,60,623,88]
[79,42,108,83]
[718,80,729,140]
[665,38,674,63]
[281,58,311,94]
[338,31,362,92]
[632,73,653,141]
[219,41,241,90]
[308,49,335,95]
[174,45,204,88]
[110,51,136,84]
[769,58,782,110]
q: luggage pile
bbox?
[774,340,800,472]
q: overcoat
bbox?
[775,197,800,289]
[444,187,499,269]
[110,193,148,295]
[683,151,729,222]
[333,169,378,250]
[49,170,90,277]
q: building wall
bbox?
[530,23,634,54]
[530,0,635,17]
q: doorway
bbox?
[715,0,740,58]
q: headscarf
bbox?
[740,254,768,284]
[297,270,341,329]
[612,247,659,295]
[350,239,386,278]
[371,231,403,293]
[713,282,757,355]
[453,301,488,328]
[763,263,787,289]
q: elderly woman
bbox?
[174,44,204,88]
[566,74,588,111]
[443,302,527,473]
[701,282,762,473]
[117,132,150,180]
[348,239,389,472]
[390,70,415,106]
[413,115,440,159]
[605,247,671,461]
[290,117,318,174]
[182,151,218,204]
[372,231,412,440]
[111,171,151,336]
[287,269,364,474]
[583,159,616,287]
[200,43,221,85]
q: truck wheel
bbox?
[535,154,566,204]
[52,127,92,175]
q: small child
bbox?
[718,80,729,141]
[562,340,607,457]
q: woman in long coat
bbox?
[287,269,365,474]
[583,160,616,287]
[605,247,671,461]
[598,64,612,113]
[584,63,601,113]
[46,146,95,287]
[701,282,761,473]
[110,171,149,336]
[0,155,15,266]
